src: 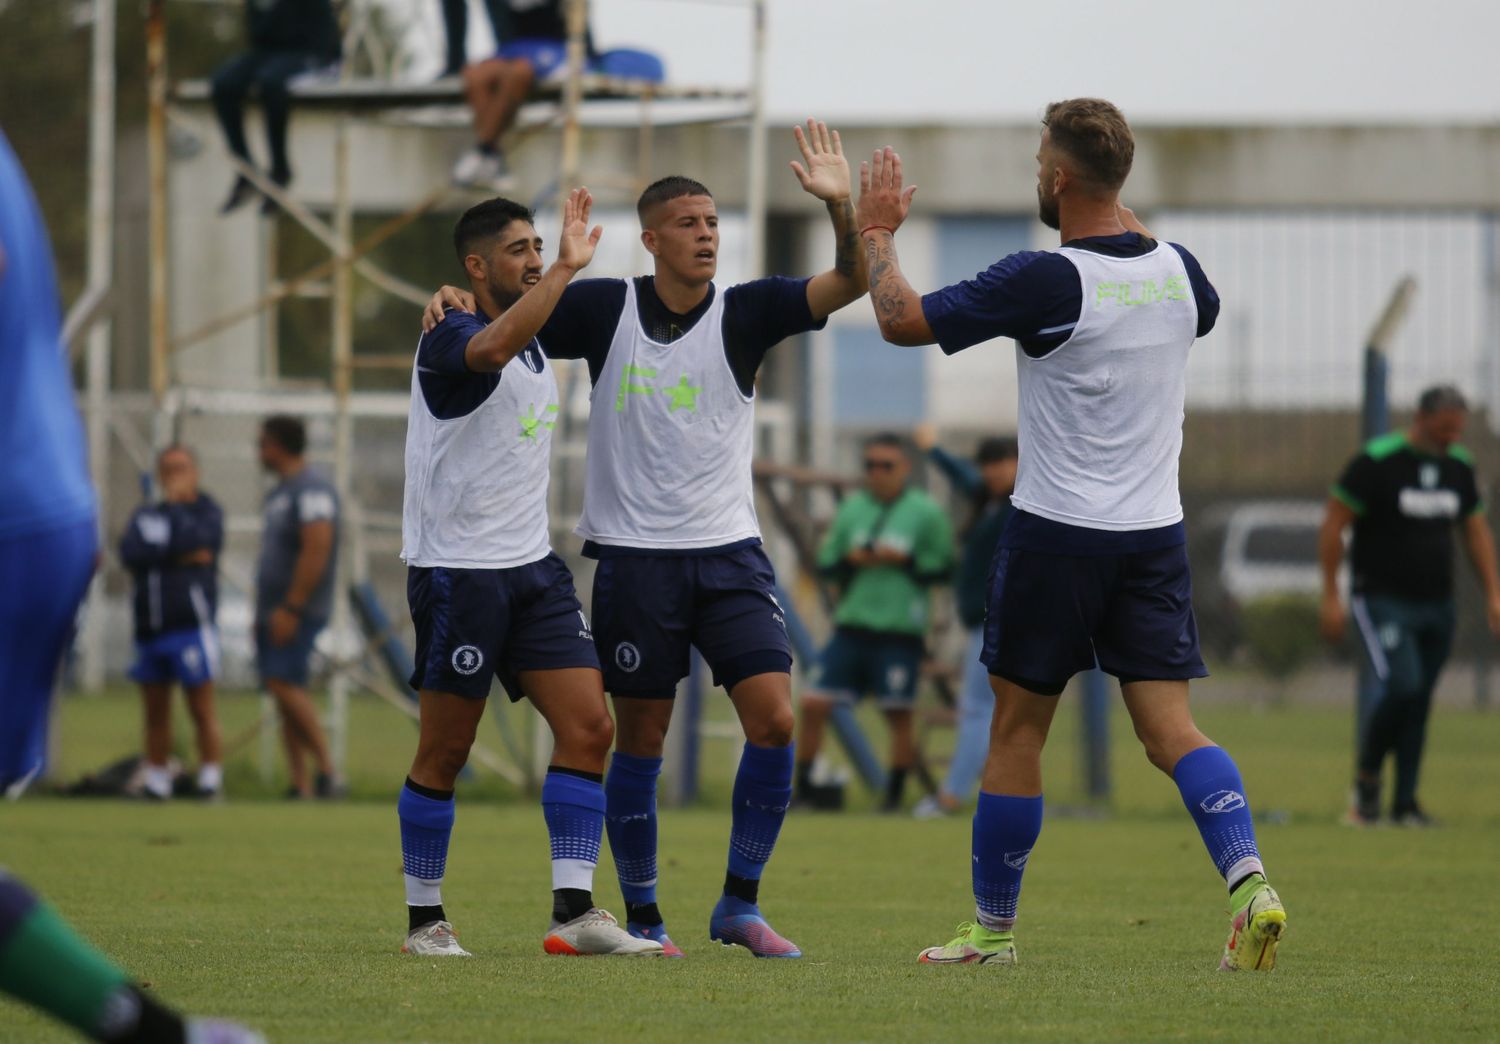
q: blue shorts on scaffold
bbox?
[0,519,97,792]
[590,544,792,697]
[981,542,1207,696]
[408,552,600,702]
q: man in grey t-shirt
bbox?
[256,415,341,798]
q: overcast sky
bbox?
[383,0,1499,124]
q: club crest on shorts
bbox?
[615,641,642,673]
[1199,789,1246,814]
[451,645,484,676]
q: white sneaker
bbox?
[544,908,664,956]
[451,147,515,192]
[185,1020,267,1044]
[402,920,472,956]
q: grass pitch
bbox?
[3,698,1499,1041]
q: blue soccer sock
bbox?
[725,741,794,904]
[398,778,454,929]
[542,768,605,923]
[606,752,663,915]
[971,792,1044,933]
[1173,745,1265,890]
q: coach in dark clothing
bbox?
[119,446,225,800]
[212,0,341,214]
[1319,385,1500,826]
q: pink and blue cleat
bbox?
[708,896,801,958]
[627,920,684,958]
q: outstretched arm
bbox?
[463,188,603,372]
[790,119,866,320]
[855,147,933,346]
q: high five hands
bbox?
[790,119,852,203]
[557,186,603,273]
[855,147,917,235]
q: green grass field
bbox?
[4,693,1499,1041]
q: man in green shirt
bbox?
[1319,385,1500,825]
[796,434,954,811]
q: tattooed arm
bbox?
[790,119,868,320]
[855,146,934,346]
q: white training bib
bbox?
[1009,241,1199,531]
[575,280,761,549]
[401,337,557,568]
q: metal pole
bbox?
[744,0,768,277]
[329,117,354,777]
[80,0,117,692]
[557,0,588,204]
[146,0,170,440]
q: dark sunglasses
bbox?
[863,459,898,472]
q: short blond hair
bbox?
[1043,98,1134,190]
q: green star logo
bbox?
[519,404,542,440]
[665,375,701,413]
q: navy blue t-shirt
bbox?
[537,274,825,396]
[921,232,1220,358]
[923,232,1217,556]
[416,307,548,421]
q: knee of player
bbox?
[749,709,795,749]
[569,708,615,759]
[415,742,472,786]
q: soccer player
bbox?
[254,415,341,799]
[0,127,261,1042]
[119,446,226,801]
[1319,385,1500,826]
[854,98,1287,970]
[398,190,660,958]
[797,433,953,812]
[423,119,867,957]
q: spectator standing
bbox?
[1319,384,1500,826]
[255,415,341,798]
[910,424,1017,819]
[796,434,954,812]
[211,0,341,214]
[119,446,226,800]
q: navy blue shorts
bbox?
[408,553,600,702]
[810,627,923,707]
[591,545,792,697]
[256,613,327,689]
[131,627,219,687]
[981,543,1207,696]
[0,518,97,792]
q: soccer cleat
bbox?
[544,908,664,956]
[402,920,472,957]
[917,921,1017,966]
[185,1019,268,1044]
[708,895,801,958]
[1219,879,1286,971]
[627,921,684,958]
[450,146,516,192]
[1392,803,1438,828]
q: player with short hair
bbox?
[424,119,867,957]
[255,414,342,798]
[119,444,226,800]
[0,125,261,1044]
[855,98,1286,970]
[798,433,953,812]
[1319,384,1500,825]
[399,190,660,957]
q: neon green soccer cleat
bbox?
[1219,877,1286,971]
[917,921,1017,966]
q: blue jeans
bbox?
[942,628,995,802]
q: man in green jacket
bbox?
[796,433,954,811]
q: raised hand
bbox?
[856,146,917,234]
[557,187,604,274]
[790,119,852,203]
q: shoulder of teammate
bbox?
[720,276,827,394]
[295,474,339,526]
[1166,242,1221,338]
[1332,441,1393,515]
[537,277,628,365]
[920,250,1079,357]
[418,309,488,375]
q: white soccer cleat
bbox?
[450,147,516,192]
[402,920,472,957]
[185,1020,267,1044]
[543,908,665,956]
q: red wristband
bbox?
[859,224,895,238]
